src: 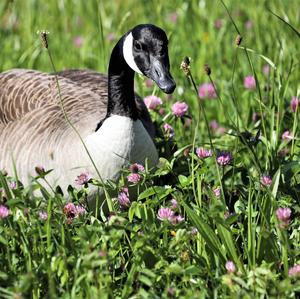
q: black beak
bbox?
[149,59,176,94]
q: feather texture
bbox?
[0,69,157,191]
[0,24,176,205]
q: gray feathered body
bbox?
[0,69,157,192]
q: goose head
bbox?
[123,24,176,94]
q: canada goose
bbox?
[0,24,176,205]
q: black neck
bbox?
[107,36,138,117]
[95,37,138,131]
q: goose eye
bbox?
[134,41,142,51]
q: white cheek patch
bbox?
[123,33,143,75]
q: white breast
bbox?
[85,115,158,177]
[51,115,158,192]
[1,115,158,206]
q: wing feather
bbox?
[0,68,156,186]
[0,69,106,133]
[56,69,155,137]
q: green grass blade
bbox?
[183,203,226,263]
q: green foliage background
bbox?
[0,0,300,298]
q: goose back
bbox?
[56,69,155,137]
[0,69,155,188]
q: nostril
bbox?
[155,68,160,78]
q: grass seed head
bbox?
[180,56,191,76]
[204,64,211,76]
[235,34,243,46]
[38,30,49,49]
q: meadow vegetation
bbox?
[0,0,300,298]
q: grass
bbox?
[1,0,300,298]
